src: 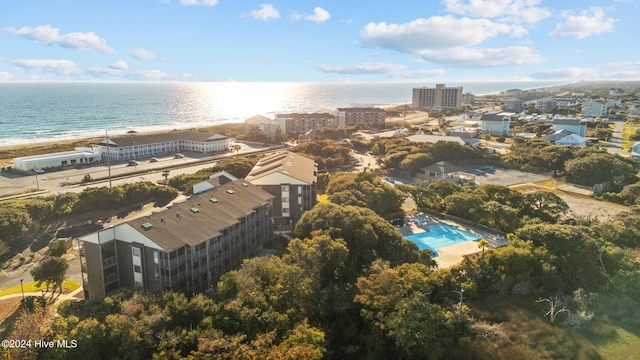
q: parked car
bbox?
[149,157,158,163]
[34,168,45,174]
[127,160,139,166]
[174,153,184,159]
[1,165,11,172]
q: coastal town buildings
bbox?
[245,115,281,142]
[412,84,463,110]
[12,147,102,172]
[245,151,317,226]
[93,132,234,161]
[553,118,587,137]
[78,173,274,299]
[631,141,640,161]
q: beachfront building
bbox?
[12,147,102,172]
[582,100,608,117]
[275,113,337,133]
[93,131,234,161]
[480,113,511,136]
[246,151,317,226]
[78,174,274,299]
[503,98,524,112]
[412,84,463,110]
[336,107,386,128]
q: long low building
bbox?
[12,147,102,172]
[93,131,234,160]
[78,173,274,299]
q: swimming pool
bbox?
[404,223,481,257]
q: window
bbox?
[132,248,141,257]
[298,196,302,205]
[134,265,141,273]
[154,251,159,264]
[281,185,289,192]
[282,197,289,203]
[298,186,302,193]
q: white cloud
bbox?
[5,25,114,54]
[604,61,640,68]
[0,72,14,81]
[443,0,552,24]
[361,16,512,52]
[317,62,407,75]
[390,69,447,79]
[304,7,330,23]
[180,0,218,6]
[127,70,168,81]
[13,59,80,76]
[549,7,617,40]
[132,48,159,61]
[418,46,545,67]
[250,4,280,21]
[529,67,597,79]
[109,60,129,71]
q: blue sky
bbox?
[2,0,639,82]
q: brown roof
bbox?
[246,151,317,185]
[97,131,228,147]
[276,113,335,119]
[128,179,273,252]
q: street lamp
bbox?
[20,279,25,300]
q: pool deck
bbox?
[399,214,508,268]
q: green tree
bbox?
[31,256,69,295]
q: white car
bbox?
[34,168,45,174]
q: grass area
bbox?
[621,122,638,151]
[0,279,81,297]
[593,327,640,359]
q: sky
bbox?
[2,0,640,82]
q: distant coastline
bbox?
[0,80,571,147]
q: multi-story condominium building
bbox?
[336,107,386,128]
[246,151,317,226]
[93,132,234,160]
[78,174,274,299]
[412,84,463,110]
[275,113,337,133]
[582,100,608,117]
[535,99,556,112]
[505,89,523,97]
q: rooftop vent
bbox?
[190,207,200,213]
[241,182,249,187]
[209,197,218,203]
[226,189,235,194]
[141,222,153,230]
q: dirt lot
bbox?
[512,183,629,222]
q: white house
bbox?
[13,147,102,172]
[555,134,587,147]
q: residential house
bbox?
[78,174,274,299]
[553,117,586,137]
[631,141,640,161]
[245,151,317,226]
[416,161,474,182]
[555,133,587,147]
[480,113,511,136]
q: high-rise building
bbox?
[412,84,463,110]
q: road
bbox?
[0,143,278,199]
[607,120,628,156]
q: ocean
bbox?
[0,81,566,146]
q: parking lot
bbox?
[462,165,552,187]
